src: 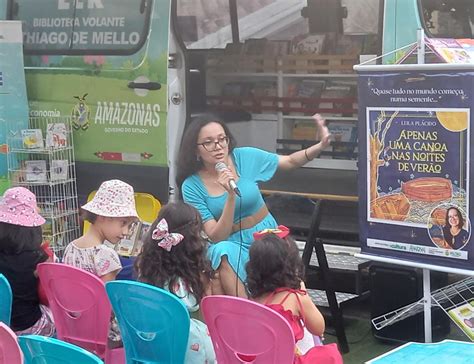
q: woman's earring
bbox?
[196,155,201,162]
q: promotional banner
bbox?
[12,0,170,167]
[0,21,29,191]
[357,68,474,271]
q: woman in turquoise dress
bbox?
[176,113,330,296]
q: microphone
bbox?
[215,162,241,197]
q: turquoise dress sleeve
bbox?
[182,176,214,223]
[182,147,280,282]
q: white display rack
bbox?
[371,277,474,341]
[7,117,81,257]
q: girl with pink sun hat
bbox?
[0,187,55,336]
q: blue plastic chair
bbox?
[0,274,12,326]
[18,335,103,364]
[105,281,190,364]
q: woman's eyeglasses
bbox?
[197,136,229,152]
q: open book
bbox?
[448,301,474,340]
[115,222,152,257]
[426,38,472,64]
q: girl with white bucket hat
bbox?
[63,179,139,281]
[63,179,139,346]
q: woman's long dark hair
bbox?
[246,234,304,298]
[0,222,45,257]
[175,114,236,189]
[135,202,211,303]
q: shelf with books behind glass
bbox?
[277,73,358,170]
[205,36,360,170]
[6,117,81,258]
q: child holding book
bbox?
[246,227,342,364]
[135,201,216,364]
[63,179,139,345]
[0,187,55,336]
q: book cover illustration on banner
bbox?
[368,108,470,253]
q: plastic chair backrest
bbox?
[105,281,190,364]
[18,335,103,364]
[0,275,12,326]
[83,191,161,233]
[0,322,23,364]
[201,295,295,364]
[37,263,111,358]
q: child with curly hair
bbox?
[246,227,342,364]
[135,201,216,364]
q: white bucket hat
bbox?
[81,179,139,218]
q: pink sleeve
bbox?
[94,246,122,277]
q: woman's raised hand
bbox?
[313,113,331,149]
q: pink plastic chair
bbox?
[37,263,124,364]
[201,296,295,364]
[0,322,23,364]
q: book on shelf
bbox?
[319,82,354,112]
[115,221,151,257]
[46,123,67,148]
[21,129,44,149]
[327,122,358,159]
[251,81,277,97]
[297,80,326,98]
[50,160,68,181]
[286,80,326,115]
[292,122,316,140]
[25,160,47,182]
[290,34,326,55]
[448,301,474,340]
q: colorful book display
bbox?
[25,160,47,182]
[21,129,44,149]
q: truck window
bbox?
[176,0,232,49]
[177,0,380,52]
[419,0,474,38]
[8,0,151,54]
[236,0,380,55]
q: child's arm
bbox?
[100,269,120,283]
[300,293,325,336]
[95,247,122,283]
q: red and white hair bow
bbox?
[152,218,184,251]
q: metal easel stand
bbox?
[357,252,474,342]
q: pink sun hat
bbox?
[81,179,139,218]
[0,187,46,227]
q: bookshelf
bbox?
[206,68,358,170]
[7,116,81,258]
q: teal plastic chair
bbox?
[18,335,103,364]
[0,274,12,326]
[105,281,190,364]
